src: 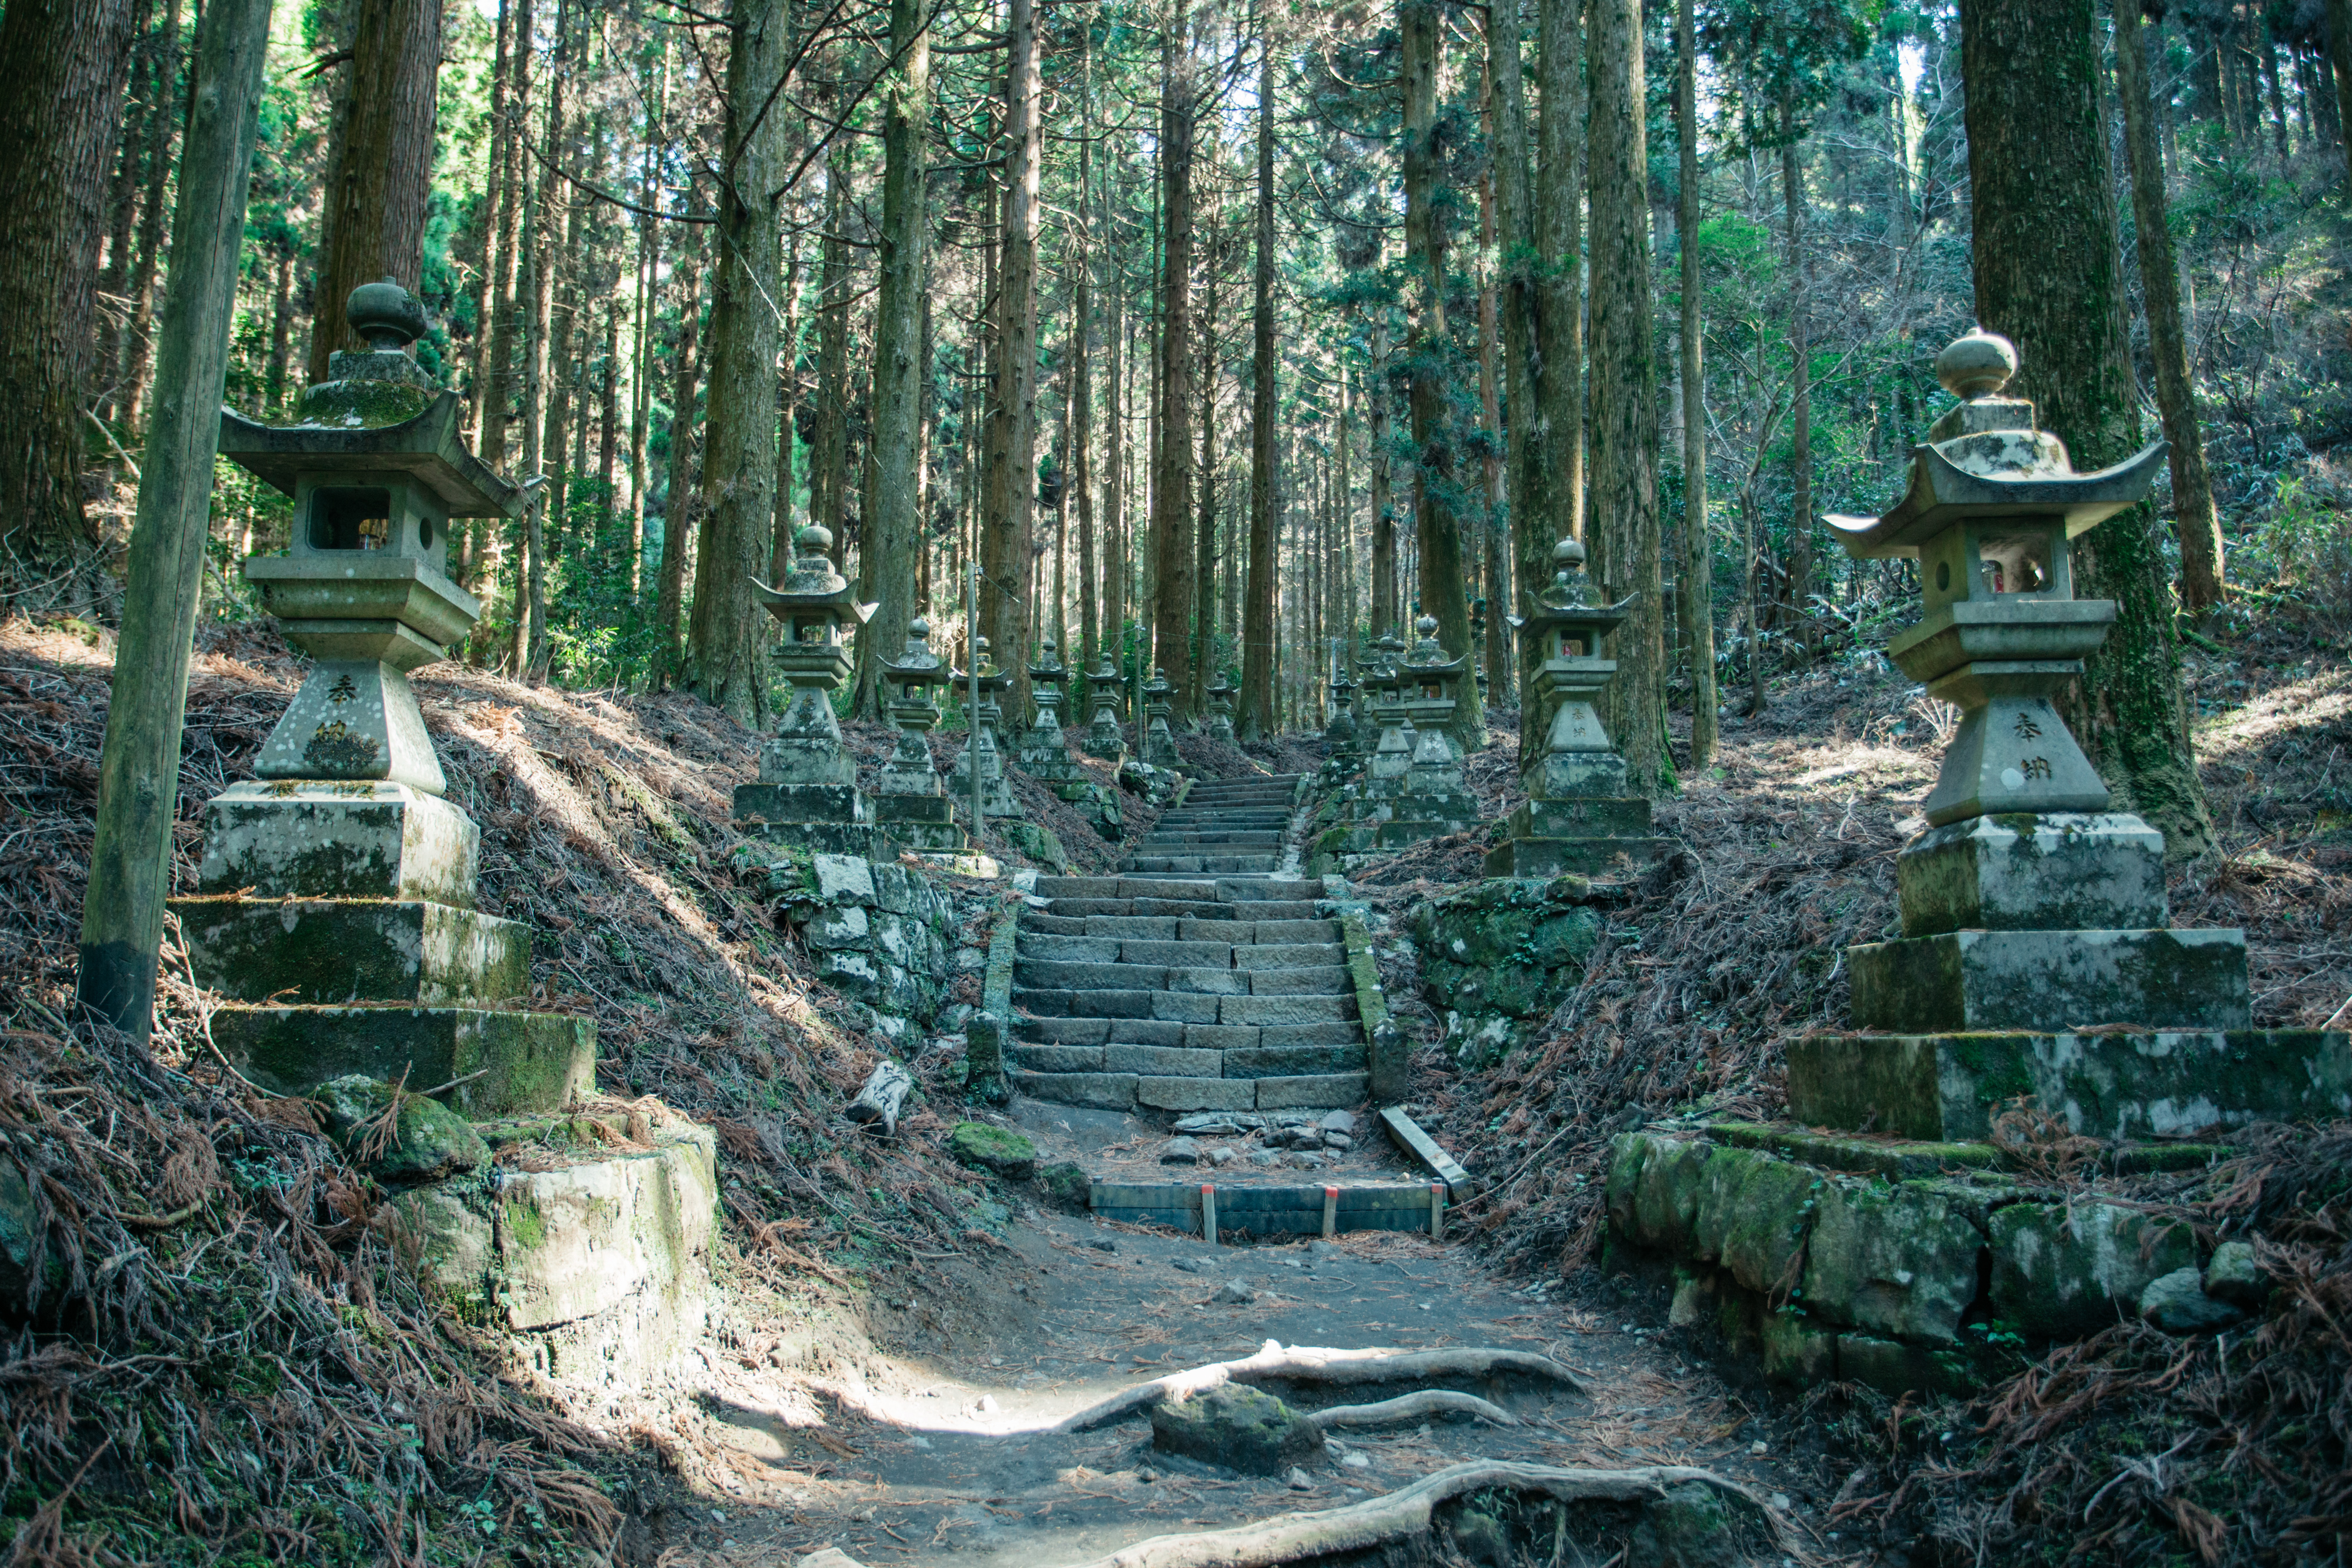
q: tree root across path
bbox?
[1307,1389,1515,1429]
[800,1463,1777,1568]
[1054,1340,1590,1433]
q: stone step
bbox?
[1018,913,1340,944]
[1008,1068,1365,1113]
[1133,833,1285,847]
[1012,1016,1365,1055]
[1234,942,1346,968]
[1006,1041,1371,1079]
[1012,959,1349,995]
[1122,855,1280,874]
[1012,988,1357,1025]
[1222,899,1323,921]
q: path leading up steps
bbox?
[1010,775,1369,1113]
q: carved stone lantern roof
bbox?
[753,524,875,693]
[1511,537,1633,665]
[881,614,952,692]
[1029,637,1068,687]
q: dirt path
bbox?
[627,1117,1846,1567]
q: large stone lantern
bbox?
[1142,666,1183,769]
[171,281,592,1113]
[732,523,886,855]
[1082,656,1127,759]
[1204,676,1238,745]
[1487,536,1669,876]
[1018,637,1076,771]
[949,637,1016,817]
[873,616,967,851]
[1779,330,2337,1145]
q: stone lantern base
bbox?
[1485,795,1673,878]
[170,780,594,1115]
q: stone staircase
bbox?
[1008,773,1371,1113]
[1122,772,1299,873]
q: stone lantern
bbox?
[1204,675,1238,745]
[1018,637,1075,770]
[1324,669,1359,755]
[1778,330,2340,1144]
[1471,597,1491,706]
[872,615,967,851]
[170,280,592,1112]
[1082,656,1127,759]
[1356,631,1411,790]
[949,637,1016,817]
[732,523,887,855]
[1487,536,1670,877]
[1351,616,1481,851]
[1142,666,1184,769]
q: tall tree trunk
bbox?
[627,38,663,598]
[1474,64,1511,710]
[265,249,297,416]
[2327,0,2352,192]
[1075,128,1098,670]
[1587,0,1668,795]
[1491,0,1539,702]
[770,230,804,584]
[487,0,530,476]
[1193,265,1218,711]
[1401,0,1479,753]
[467,0,511,455]
[687,0,789,722]
[1676,0,1717,767]
[2114,0,2224,613]
[657,201,702,686]
[118,0,184,441]
[1961,0,2213,858]
[307,0,442,382]
[98,0,155,424]
[1242,37,1278,742]
[0,0,138,608]
[855,0,931,716]
[520,0,566,682]
[78,0,271,1040]
[1782,121,1813,657]
[1527,0,1585,757]
[1103,246,1127,650]
[815,158,849,544]
[1368,321,1396,634]
[991,0,1041,712]
[1150,6,1198,717]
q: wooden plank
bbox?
[1091,1182,1203,1210]
[1334,1184,1433,1210]
[1380,1107,1476,1197]
[1321,1184,1337,1239]
[1202,1184,1218,1245]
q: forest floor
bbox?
[0,609,2344,1565]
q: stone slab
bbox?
[1105,1044,1222,1077]
[1183,1025,1262,1051]
[175,897,530,1005]
[1896,812,2166,937]
[1010,1043,1105,1072]
[1221,995,1355,1026]
[732,782,872,825]
[1074,989,1160,1019]
[1120,940,1237,966]
[1105,1020,1188,1047]
[1254,1072,1370,1109]
[739,819,896,857]
[1009,1069,1139,1109]
[1085,916,1182,939]
[1225,1044,1367,1078]
[1786,1028,2352,1142]
[1014,959,1169,991]
[1249,966,1353,997]
[1152,992,1222,1024]
[1258,1022,1365,1049]
[1233,943,1345,969]
[1483,835,1676,879]
[1505,796,1655,839]
[198,780,477,905]
[1848,927,2251,1033]
[210,1005,595,1115]
[1379,1107,1475,1196]
[1018,934,1122,962]
[1137,1076,1257,1111]
[1250,919,1343,944]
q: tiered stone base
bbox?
[1484,796,1673,877]
[736,782,898,858]
[210,1005,596,1115]
[873,792,968,852]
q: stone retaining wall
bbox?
[1408,875,1609,1064]
[736,847,956,1019]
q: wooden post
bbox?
[1321,1184,1338,1240]
[76,0,276,1039]
[1429,1181,1445,1240]
[1201,1182,1218,1245]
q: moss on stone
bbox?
[947,1121,1037,1178]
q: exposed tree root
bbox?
[799,1463,1772,1568]
[1307,1389,1516,1429]
[1054,1339,1588,1433]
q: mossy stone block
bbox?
[315,1073,491,1181]
[1800,1176,1984,1343]
[1693,1145,1822,1296]
[1148,1383,1325,1475]
[1988,1200,2196,1341]
[948,1121,1037,1179]
[210,1005,594,1115]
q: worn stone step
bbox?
[1216,876,1321,898]
[1124,856,1278,874]
[1219,994,1356,1026]
[1118,939,1237,966]
[1032,875,1128,898]
[1020,912,1095,936]
[1167,967,1251,995]
[1115,876,1223,901]
[1233,942,1346,969]
[1105,1020,1188,1046]
[1074,915,1182,939]
[1016,934,1122,962]
[1012,1042,1105,1073]
[1223,900,1323,921]
[1038,898,1139,917]
[1249,966,1353,996]
[1126,896,1252,919]
[1014,959,1171,991]
[1014,1016,1109,1045]
[1105,1043,1222,1077]
[1259,1021,1365,1049]
[1250,918,1343,944]
[1225,1042,1368,1077]
[1135,834,1284,848]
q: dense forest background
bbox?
[9,0,2351,748]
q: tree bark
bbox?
[520,0,566,683]
[628,38,663,597]
[1074,119,1098,671]
[1961,0,2214,858]
[1527,0,1585,758]
[1401,0,1480,754]
[2327,0,2352,192]
[487,0,530,477]
[0,0,138,609]
[1242,37,1279,742]
[1676,0,1718,767]
[1491,0,1538,712]
[1587,0,1668,795]
[118,0,185,441]
[657,182,704,688]
[687,0,790,723]
[1150,6,1198,719]
[1782,122,1813,657]
[77,0,271,1039]
[854,0,931,717]
[1104,242,1127,651]
[307,0,442,383]
[1369,322,1397,636]
[466,0,511,457]
[2113,0,2224,613]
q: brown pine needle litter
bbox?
[0,613,1172,1562]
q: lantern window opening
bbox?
[309,487,397,552]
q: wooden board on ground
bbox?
[1380,1107,1476,1197]
[1091,1180,1440,1236]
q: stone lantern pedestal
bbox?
[872,616,968,852]
[1338,618,1481,852]
[732,526,892,858]
[1204,677,1238,745]
[1786,331,2339,1138]
[948,640,1019,818]
[1142,666,1184,769]
[1016,639,1088,798]
[170,282,593,1113]
[1081,657,1127,759]
[1487,537,1672,878]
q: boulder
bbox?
[1988,1202,2195,1341]
[2140,1267,2244,1334]
[1148,1383,1325,1475]
[1034,1161,1089,1208]
[947,1122,1037,1180]
[314,1074,490,1182]
[2204,1241,2266,1309]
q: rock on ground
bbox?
[1148,1383,1326,1475]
